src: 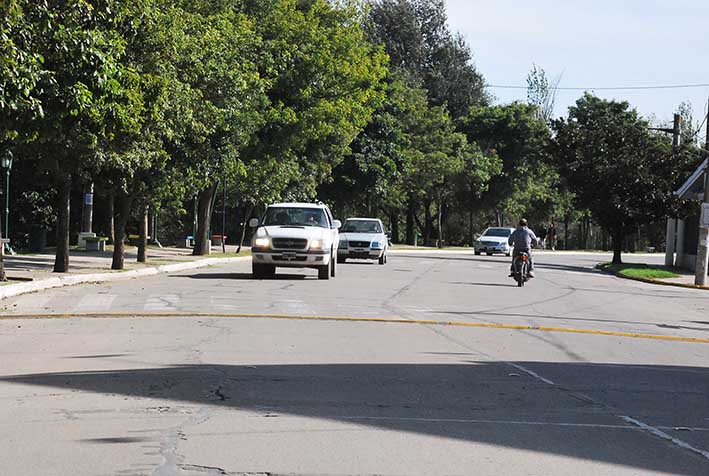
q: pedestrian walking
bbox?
[548,222,557,251]
[537,223,548,250]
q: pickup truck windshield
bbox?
[263,207,329,228]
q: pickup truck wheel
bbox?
[318,261,331,280]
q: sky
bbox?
[445,0,709,129]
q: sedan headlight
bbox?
[253,237,270,248]
[310,239,324,250]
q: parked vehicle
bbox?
[474,227,515,256]
[337,218,388,264]
[511,251,531,287]
[249,202,341,280]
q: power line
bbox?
[487,82,709,91]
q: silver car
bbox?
[474,227,515,256]
[337,218,388,264]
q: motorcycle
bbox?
[511,251,531,287]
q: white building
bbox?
[666,158,706,270]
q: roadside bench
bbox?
[85,236,109,252]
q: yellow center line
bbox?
[1,312,707,344]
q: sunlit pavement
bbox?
[0,251,707,475]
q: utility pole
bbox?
[695,105,709,286]
[652,115,681,267]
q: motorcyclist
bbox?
[508,218,538,278]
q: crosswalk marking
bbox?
[75,294,117,312]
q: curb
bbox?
[0,256,250,300]
[595,264,709,291]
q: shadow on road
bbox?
[395,253,602,275]
[450,282,518,288]
[3,362,708,474]
[170,273,308,280]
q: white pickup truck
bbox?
[249,202,341,280]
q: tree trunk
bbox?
[147,209,154,244]
[193,184,217,256]
[389,209,399,244]
[107,192,115,245]
[111,192,133,270]
[137,206,148,263]
[406,198,415,245]
[612,229,623,264]
[423,199,433,246]
[237,203,254,253]
[495,209,502,227]
[563,214,570,250]
[437,196,443,249]
[53,176,71,273]
[469,210,474,246]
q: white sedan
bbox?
[337,218,388,264]
[474,227,515,256]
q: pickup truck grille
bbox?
[349,240,371,248]
[272,238,308,250]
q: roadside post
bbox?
[694,104,709,286]
[1,150,14,255]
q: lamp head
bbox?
[1,150,13,170]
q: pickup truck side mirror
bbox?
[332,219,342,229]
[248,218,260,228]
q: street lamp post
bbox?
[0,150,13,255]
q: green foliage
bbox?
[552,94,694,259]
[460,102,552,224]
[369,0,487,119]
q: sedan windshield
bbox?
[342,220,382,233]
[483,228,512,237]
[263,207,329,228]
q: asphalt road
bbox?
[0,250,707,475]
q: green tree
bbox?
[459,102,552,226]
[552,93,692,263]
[321,75,418,235]
[526,64,560,124]
[236,0,387,204]
[3,0,142,272]
[369,0,487,119]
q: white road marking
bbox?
[339,415,709,432]
[75,294,117,312]
[503,361,709,462]
[620,416,709,461]
[506,363,556,385]
[22,294,54,310]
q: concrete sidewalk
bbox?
[0,245,250,300]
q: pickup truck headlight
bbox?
[371,241,383,250]
[310,239,324,250]
[253,237,270,248]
